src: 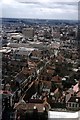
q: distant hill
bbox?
[2,18,78,26]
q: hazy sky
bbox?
[2,0,79,20]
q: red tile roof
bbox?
[76,91,80,97]
[73,83,79,92]
[51,75,62,83]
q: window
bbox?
[66,103,68,107]
[69,103,71,107]
[72,104,74,107]
[75,104,77,107]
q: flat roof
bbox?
[48,111,80,119]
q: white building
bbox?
[48,111,80,120]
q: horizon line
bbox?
[1,17,78,21]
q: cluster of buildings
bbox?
[0,20,80,120]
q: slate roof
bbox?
[68,96,80,103]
